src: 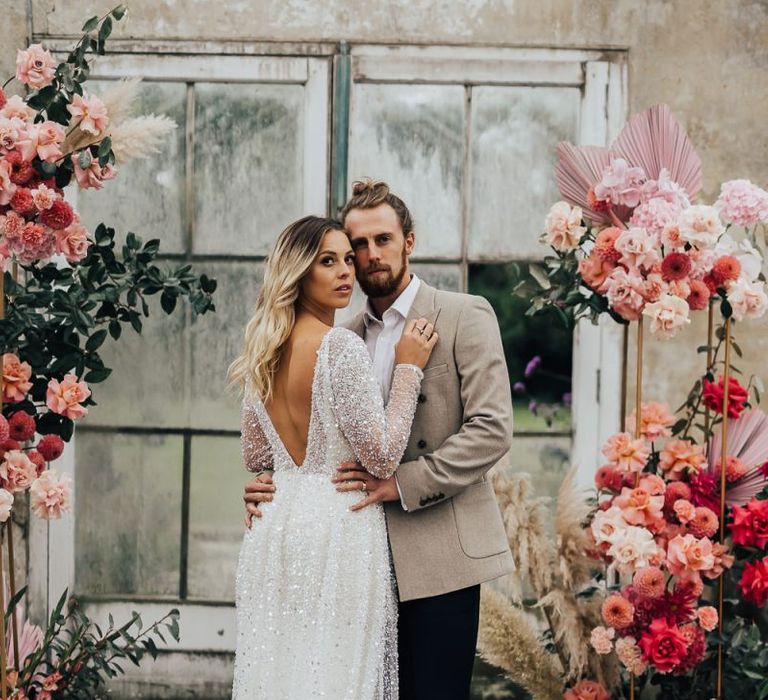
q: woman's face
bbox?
[301,229,356,310]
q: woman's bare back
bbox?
[263,322,329,467]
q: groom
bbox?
[243,179,515,699]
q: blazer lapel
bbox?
[406,281,439,325]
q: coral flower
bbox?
[666,534,715,581]
[696,606,718,632]
[686,279,711,311]
[615,485,665,528]
[632,566,666,599]
[564,680,609,700]
[593,226,622,262]
[626,401,675,441]
[659,439,707,480]
[601,432,650,473]
[45,373,91,420]
[661,252,692,281]
[2,353,32,403]
[710,255,741,287]
[602,593,635,629]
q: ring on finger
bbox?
[360,480,367,492]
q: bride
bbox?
[227,215,437,698]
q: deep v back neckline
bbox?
[259,329,332,469]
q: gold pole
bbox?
[620,324,629,430]
[0,527,7,700]
[704,303,715,445]
[629,318,644,700]
[715,317,732,700]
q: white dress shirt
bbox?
[363,274,421,402]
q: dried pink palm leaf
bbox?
[554,142,614,224]
[707,409,768,506]
[611,104,702,201]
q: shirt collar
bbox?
[363,274,421,327]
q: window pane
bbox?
[188,261,264,431]
[193,83,305,255]
[79,298,191,428]
[76,81,187,254]
[411,263,462,292]
[187,435,246,601]
[75,432,183,596]
[468,86,580,259]
[498,435,572,504]
[348,84,465,258]
[469,263,572,427]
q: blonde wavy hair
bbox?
[228,215,344,400]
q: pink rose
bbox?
[0,95,35,121]
[46,373,91,420]
[564,680,609,700]
[696,606,718,632]
[603,266,646,321]
[30,469,72,520]
[615,226,661,270]
[15,44,57,90]
[678,205,725,249]
[54,221,90,263]
[642,293,691,339]
[666,534,716,581]
[578,252,615,290]
[544,201,585,252]
[20,121,64,163]
[2,353,32,403]
[0,159,16,206]
[615,484,665,529]
[727,278,768,321]
[67,93,109,136]
[71,155,118,190]
[659,439,707,481]
[1,450,37,493]
[0,116,25,154]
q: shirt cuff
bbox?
[394,474,408,511]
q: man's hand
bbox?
[243,471,276,528]
[332,462,401,512]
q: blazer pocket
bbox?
[452,482,509,559]
[422,363,449,380]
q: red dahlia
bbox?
[687,279,711,311]
[1,439,20,451]
[8,411,35,442]
[27,450,45,476]
[661,252,692,281]
[9,188,35,216]
[36,434,64,462]
[5,151,34,185]
[39,200,74,230]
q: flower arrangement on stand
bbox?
[0,6,217,698]
[481,102,768,699]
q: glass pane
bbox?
[497,435,572,505]
[187,435,247,601]
[188,261,264,430]
[348,84,465,258]
[75,431,183,596]
[468,86,580,260]
[79,297,191,428]
[193,83,305,255]
[411,263,462,292]
[469,263,572,429]
[76,81,187,254]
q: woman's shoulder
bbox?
[323,325,367,357]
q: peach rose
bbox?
[2,353,32,403]
[673,499,696,524]
[696,606,718,632]
[615,485,665,529]
[30,469,71,520]
[642,293,690,339]
[54,222,90,263]
[659,439,707,480]
[72,155,118,190]
[67,93,109,136]
[564,679,609,700]
[578,252,614,290]
[626,401,674,441]
[666,534,715,581]
[46,373,90,420]
[2,450,37,493]
[15,44,56,89]
[601,432,650,473]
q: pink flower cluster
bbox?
[545,164,768,337]
[0,355,86,521]
[587,400,733,676]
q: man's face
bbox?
[344,203,415,298]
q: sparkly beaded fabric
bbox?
[232,327,423,699]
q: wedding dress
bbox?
[232,326,423,699]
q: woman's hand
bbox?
[394,318,438,369]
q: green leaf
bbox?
[82,15,100,32]
[160,290,177,314]
[108,320,122,340]
[112,4,128,20]
[84,367,112,383]
[85,328,108,351]
[97,136,112,158]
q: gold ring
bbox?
[360,481,367,492]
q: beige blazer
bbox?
[346,281,515,601]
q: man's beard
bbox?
[356,247,408,298]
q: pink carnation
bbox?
[46,374,91,420]
[30,469,71,520]
[15,44,57,90]
[715,179,768,227]
[10,222,56,263]
[615,636,647,675]
[589,626,615,655]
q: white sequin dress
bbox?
[232,327,423,699]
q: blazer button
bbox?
[419,497,427,507]
[418,393,427,403]
[417,439,427,449]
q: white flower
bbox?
[0,489,13,523]
[678,205,725,249]
[544,201,585,252]
[728,277,768,321]
[591,506,628,546]
[643,293,691,338]
[615,226,661,270]
[607,525,660,576]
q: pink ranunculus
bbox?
[2,449,37,493]
[626,401,674,441]
[30,470,71,520]
[0,159,17,206]
[615,484,665,529]
[0,489,13,523]
[2,353,32,403]
[46,373,91,420]
[696,606,718,632]
[603,266,646,321]
[15,44,57,90]
[67,93,109,136]
[642,293,691,338]
[715,179,768,227]
[727,277,768,321]
[594,158,646,208]
[666,534,715,581]
[677,205,725,249]
[54,221,90,263]
[71,155,118,190]
[615,226,661,270]
[602,432,650,473]
[544,201,585,252]
[30,183,59,210]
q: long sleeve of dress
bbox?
[241,399,273,472]
[327,328,423,479]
